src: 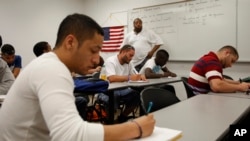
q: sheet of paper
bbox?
[130,126,182,141]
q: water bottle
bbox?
[100,65,107,80]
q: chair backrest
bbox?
[181,77,195,98]
[140,87,180,113]
[223,74,233,80]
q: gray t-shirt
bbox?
[0,58,15,95]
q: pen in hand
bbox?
[147,102,153,113]
[144,101,153,115]
[142,101,153,115]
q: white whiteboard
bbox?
[237,0,250,62]
[128,0,237,61]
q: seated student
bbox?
[188,45,250,94]
[139,49,177,78]
[0,14,155,141]
[105,44,146,122]
[139,49,177,94]
[33,41,88,120]
[72,56,104,78]
[0,36,15,95]
[1,44,22,78]
[88,56,104,74]
[0,59,15,95]
[33,41,52,57]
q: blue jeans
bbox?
[75,96,88,120]
[98,88,140,110]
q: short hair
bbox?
[119,44,135,53]
[218,45,239,59]
[1,44,15,55]
[33,41,49,57]
[55,13,104,48]
[156,49,169,60]
[0,35,2,47]
[133,18,142,24]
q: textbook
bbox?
[130,126,182,141]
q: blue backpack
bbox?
[74,78,109,93]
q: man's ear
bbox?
[64,34,78,50]
[223,49,230,57]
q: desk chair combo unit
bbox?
[140,87,180,114]
[181,77,195,98]
[181,75,233,98]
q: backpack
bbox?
[74,78,109,93]
[86,103,108,123]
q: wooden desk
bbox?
[209,92,250,99]
[153,95,250,141]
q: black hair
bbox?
[55,13,104,48]
[1,44,15,55]
[133,18,142,24]
[0,35,2,47]
[119,44,135,53]
[33,41,49,57]
[156,49,169,59]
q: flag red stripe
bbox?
[102,26,124,52]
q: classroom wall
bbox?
[0,0,249,80]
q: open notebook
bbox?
[130,126,182,141]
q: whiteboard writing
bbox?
[128,0,236,61]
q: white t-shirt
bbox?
[121,28,163,66]
[105,55,136,77]
[139,57,164,75]
[0,52,104,141]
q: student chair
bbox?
[223,74,233,80]
[181,77,195,98]
[140,87,180,114]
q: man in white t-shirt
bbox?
[0,14,155,141]
[121,18,164,72]
[105,44,146,122]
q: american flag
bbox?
[101,26,124,52]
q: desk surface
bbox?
[153,94,250,141]
[127,77,182,87]
[209,92,250,99]
[108,82,128,90]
